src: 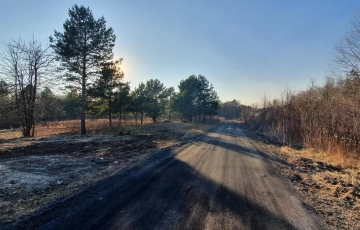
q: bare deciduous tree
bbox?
[333,12,360,75]
[0,38,55,137]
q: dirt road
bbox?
[6,122,324,229]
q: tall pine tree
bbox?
[50,4,116,134]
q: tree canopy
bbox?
[145,79,168,122]
[88,59,125,125]
[174,75,220,122]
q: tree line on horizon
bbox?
[0,4,222,137]
[217,99,243,120]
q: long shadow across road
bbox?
[94,157,298,230]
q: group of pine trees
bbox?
[175,75,220,123]
[0,4,220,136]
[0,75,220,130]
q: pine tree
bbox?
[50,4,116,134]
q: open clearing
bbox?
[1,122,327,229]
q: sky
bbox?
[1,0,360,105]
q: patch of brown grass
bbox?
[281,146,360,170]
[0,130,22,140]
[0,118,221,143]
[280,146,360,187]
[0,119,157,140]
[243,128,360,229]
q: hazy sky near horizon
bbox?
[1,0,359,105]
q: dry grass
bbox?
[281,146,360,170]
[0,118,156,140]
[281,146,360,192]
[0,130,22,140]
[242,127,360,229]
[0,118,221,141]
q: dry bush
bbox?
[245,76,360,167]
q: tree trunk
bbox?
[108,113,112,126]
[141,110,144,124]
[119,110,122,125]
[203,105,206,123]
[119,104,122,124]
[20,86,35,137]
[169,96,172,121]
[132,112,138,123]
[108,93,112,126]
[30,69,38,137]
[81,62,87,135]
[123,110,126,123]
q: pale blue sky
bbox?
[1,0,359,104]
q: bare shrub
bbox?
[244,77,360,165]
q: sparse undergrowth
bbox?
[240,124,360,229]
[0,120,219,226]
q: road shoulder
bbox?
[238,123,359,229]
